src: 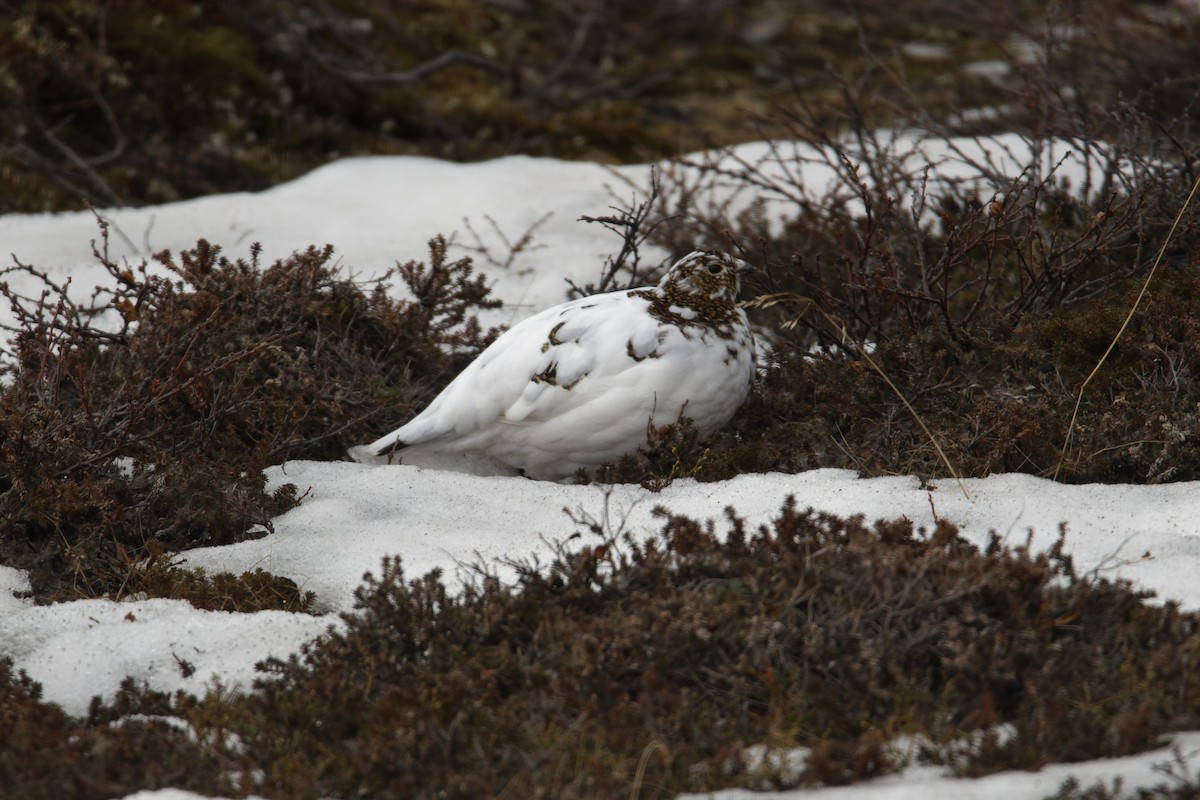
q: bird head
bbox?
[657,249,753,306]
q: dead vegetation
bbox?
[0,231,497,603]
[8,506,1200,798]
[9,1,1197,214]
[0,0,782,211]
[597,33,1200,487]
[4,1,1200,798]
[598,137,1200,486]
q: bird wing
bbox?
[369,289,672,453]
[502,296,678,424]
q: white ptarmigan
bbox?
[351,249,756,480]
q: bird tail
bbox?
[347,443,391,464]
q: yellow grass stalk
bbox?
[747,293,971,501]
[1054,169,1200,480]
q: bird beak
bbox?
[736,260,755,277]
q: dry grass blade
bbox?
[630,738,669,800]
[848,333,971,501]
[748,293,971,500]
[1054,169,1200,480]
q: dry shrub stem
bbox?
[0,228,499,602]
[748,292,971,500]
[5,3,1200,796]
[612,29,1200,486]
[12,506,1198,798]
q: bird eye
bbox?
[707,262,723,274]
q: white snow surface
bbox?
[2,135,1199,798]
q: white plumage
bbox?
[351,249,756,480]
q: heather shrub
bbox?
[14,506,1194,798]
[0,659,226,800]
[601,60,1200,487]
[0,232,497,601]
